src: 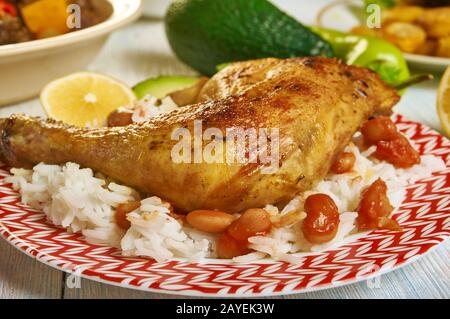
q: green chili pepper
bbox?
[311,26,410,88]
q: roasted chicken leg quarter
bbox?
[0,57,399,213]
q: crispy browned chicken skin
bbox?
[0,57,399,213]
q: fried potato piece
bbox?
[382,6,424,24]
[415,38,438,56]
[383,22,426,53]
[436,36,450,58]
[418,7,450,38]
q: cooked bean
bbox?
[361,116,398,144]
[107,108,133,127]
[331,151,356,174]
[302,194,340,244]
[216,232,251,259]
[115,200,140,230]
[186,209,234,233]
[227,208,272,241]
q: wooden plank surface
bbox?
[0,8,449,299]
[0,239,63,299]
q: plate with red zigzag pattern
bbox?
[0,114,449,297]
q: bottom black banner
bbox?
[0,298,444,318]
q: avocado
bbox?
[165,0,334,76]
[133,76,200,99]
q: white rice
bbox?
[7,163,132,247]
[3,96,446,263]
[120,197,211,262]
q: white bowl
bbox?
[403,53,450,73]
[0,0,142,106]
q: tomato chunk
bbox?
[361,116,421,168]
[374,134,420,168]
[115,201,140,230]
[302,194,340,244]
[357,179,401,231]
[216,232,251,259]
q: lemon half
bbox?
[41,72,135,127]
[437,66,450,138]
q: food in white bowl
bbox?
[0,0,113,45]
[0,0,142,106]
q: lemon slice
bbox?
[437,66,450,138]
[41,72,136,127]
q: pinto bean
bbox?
[227,208,272,241]
[216,232,251,259]
[186,210,234,233]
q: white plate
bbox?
[0,114,448,297]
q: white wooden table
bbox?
[0,10,449,299]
